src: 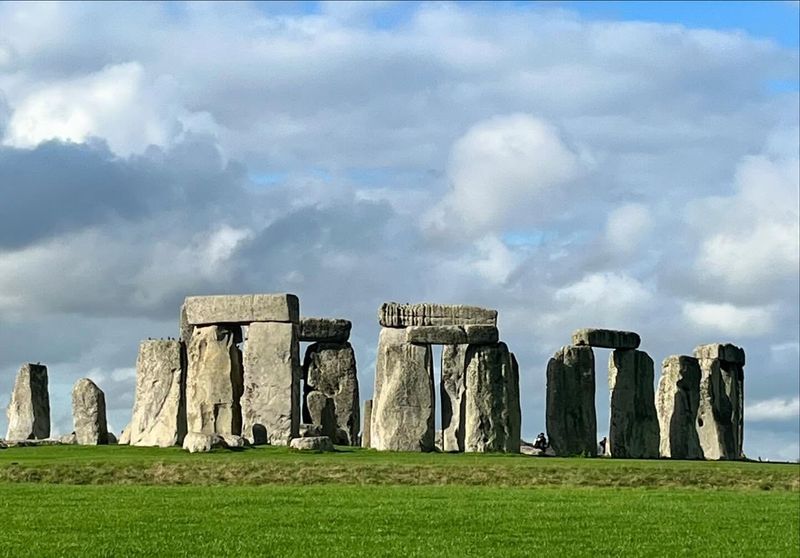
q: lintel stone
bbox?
[379,302,497,328]
[571,328,640,350]
[184,294,299,326]
[299,318,351,343]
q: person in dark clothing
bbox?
[533,432,548,450]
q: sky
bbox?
[0,1,798,460]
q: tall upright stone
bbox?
[304,391,337,440]
[129,340,186,447]
[371,327,434,451]
[361,399,373,448]
[441,344,468,452]
[546,345,596,456]
[186,325,244,436]
[72,378,108,445]
[302,342,359,445]
[506,352,522,453]
[465,343,510,453]
[242,321,300,445]
[5,363,50,441]
[607,349,660,459]
[657,356,702,459]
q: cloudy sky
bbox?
[0,1,797,460]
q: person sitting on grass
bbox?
[533,432,548,450]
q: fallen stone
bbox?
[302,342,359,445]
[441,344,468,452]
[657,356,702,459]
[465,343,510,453]
[361,400,372,448]
[242,321,300,445]
[304,391,338,440]
[406,325,467,345]
[546,345,597,456]
[290,436,334,452]
[72,378,109,445]
[299,318,351,343]
[572,328,641,350]
[182,432,225,453]
[184,294,299,325]
[59,432,77,445]
[299,423,323,438]
[5,363,50,441]
[129,340,186,448]
[694,343,745,366]
[219,434,247,448]
[464,325,500,345]
[607,349,660,459]
[379,302,497,328]
[371,327,435,451]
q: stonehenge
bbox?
[607,349,659,459]
[5,363,50,441]
[546,345,597,456]
[656,356,702,459]
[72,378,109,445]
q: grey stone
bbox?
[657,356,702,459]
[302,342,359,445]
[59,432,77,445]
[546,345,597,456]
[186,325,244,436]
[379,302,497,328]
[72,378,108,445]
[435,431,443,452]
[219,434,247,448]
[695,352,744,460]
[182,432,224,453]
[607,349,660,459]
[441,344,468,452]
[361,400,372,448]
[118,424,131,445]
[506,352,522,454]
[299,423,324,438]
[694,343,745,366]
[5,363,50,441]
[406,325,467,344]
[299,318,351,343]
[179,302,193,343]
[241,321,300,446]
[464,325,500,345]
[129,340,186,448]
[304,391,337,440]
[572,328,641,350]
[371,327,435,451]
[465,343,511,453]
[106,432,118,445]
[184,294,299,325]
[290,436,334,452]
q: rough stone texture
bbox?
[241,321,300,445]
[5,363,50,441]
[182,432,224,453]
[184,294,300,326]
[72,378,108,445]
[304,391,337,440]
[464,325,500,345]
[441,345,468,452]
[379,303,497,328]
[179,303,193,343]
[406,325,467,345]
[572,328,641,350]
[361,400,372,448]
[465,343,512,452]
[694,343,745,366]
[118,424,131,445]
[299,318,351,343]
[129,340,186,448]
[546,346,597,456]
[219,434,247,448]
[607,350,660,459]
[186,325,244,436]
[657,356,702,459]
[290,436,334,452]
[299,423,324,438]
[106,432,118,445]
[695,349,745,460]
[302,342,359,445]
[371,327,435,451]
[59,432,77,445]
[506,352,522,454]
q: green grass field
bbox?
[1,446,798,557]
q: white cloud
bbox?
[555,272,652,310]
[605,203,652,253]
[747,397,800,421]
[681,302,774,336]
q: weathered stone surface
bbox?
[299,423,324,438]
[299,318,351,343]
[694,343,745,366]
[290,436,334,452]
[182,432,224,453]
[72,378,108,446]
[186,325,244,436]
[406,325,467,344]
[59,432,77,445]
[184,294,300,325]
[695,352,744,460]
[302,342,359,445]
[361,400,372,448]
[506,352,522,454]
[465,325,500,345]
[465,343,511,453]
[118,424,131,445]
[304,391,337,440]
[572,328,641,350]
[371,327,435,451]
[546,345,597,456]
[106,432,118,445]
[179,303,193,343]
[219,434,247,448]
[441,345,468,452]
[379,303,497,328]
[5,363,50,441]
[242,322,300,445]
[657,356,702,459]
[435,431,443,452]
[129,340,186,448]
[607,350,660,459]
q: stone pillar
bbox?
[242,321,300,445]
[361,399,373,448]
[506,352,522,453]
[656,356,702,459]
[607,349,659,458]
[371,327,434,451]
[302,342,360,445]
[186,325,244,436]
[5,363,50,441]
[546,345,596,456]
[441,344,467,452]
[129,340,187,447]
[72,378,108,445]
[304,391,337,440]
[465,343,510,453]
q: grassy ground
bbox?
[0,446,798,556]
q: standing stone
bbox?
[607,349,660,459]
[5,363,50,441]
[506,352,522,453]
[546,345,596,456]
[304,391,337,440]
[129,340,186,447]
[657,356,702,459]
[371,327,434,451]
[441,344,468,452]
[186,325,244,436]
[361,399,373,448]
[302,342,360,445]
[465,343,510,453]
[242,321,300,445]
[72,378,108,445]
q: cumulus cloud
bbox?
[746,397,800,421]
[605,203,652,254]
[681,302,775,337]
